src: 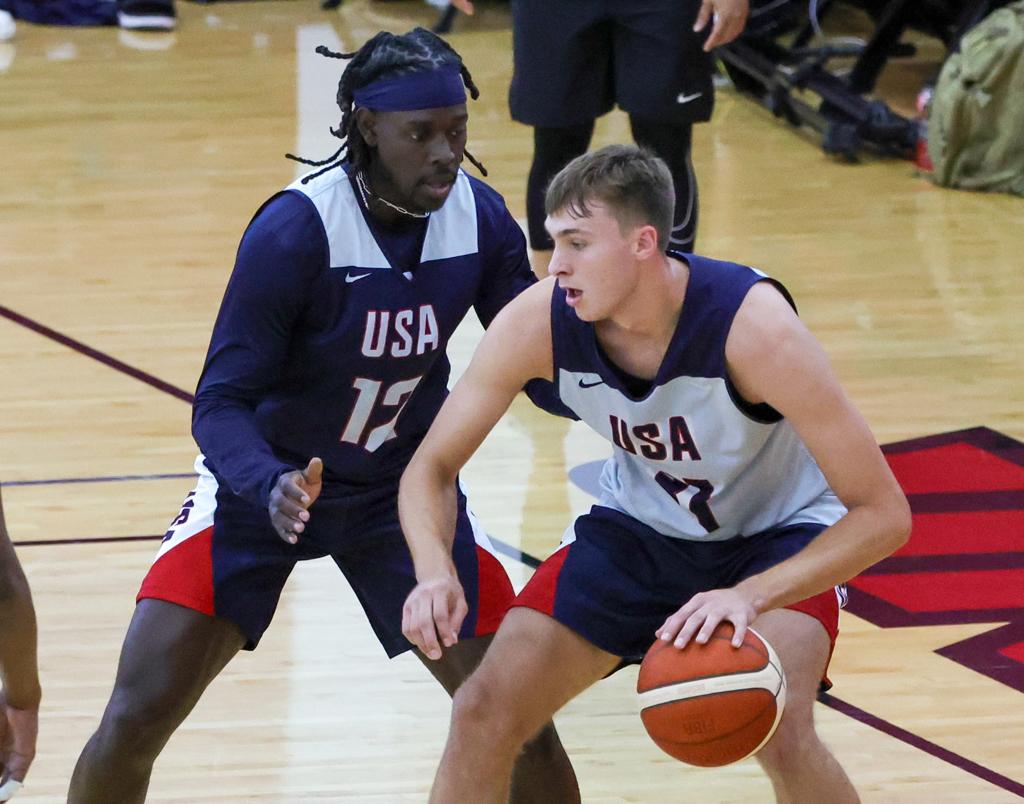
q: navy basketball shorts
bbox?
[138,458,515,656]
[509,0,715,127]
[514,505,843,670]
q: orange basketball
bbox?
[636,625,786,767]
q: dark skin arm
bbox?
[0,488,40,799]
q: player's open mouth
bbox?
[422,177,456,200]
[565,287,582,306]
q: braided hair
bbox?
[286,28,486,184]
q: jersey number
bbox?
[341,376,423,452]
[654,471,720,533]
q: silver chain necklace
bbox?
[355,171,430,219]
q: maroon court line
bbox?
[820,693,1024,798]
[13,534,163,547]
[0,304,194,403]
[4,308,1022,794]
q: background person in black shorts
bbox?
[453,0,749,273]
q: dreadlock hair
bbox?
[286,28,486,184]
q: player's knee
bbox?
[97,686,187,756]
[520,721,567,766]
[755,713,818,777]
[451,680,526,749]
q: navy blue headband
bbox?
[353,65,467,112]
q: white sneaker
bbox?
[117,0,176,31]
[0,9,16,42]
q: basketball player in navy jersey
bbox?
[0,488,39,803]
[69,29,578,803]
[399,145,911,802]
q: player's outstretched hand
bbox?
[656,587,759,649]
[449,0,474,14]
[0,694,38,802]
[268,457,323,544]
[402,575,468,661]
[694,0,749,51]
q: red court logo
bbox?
[846,427,1024,693]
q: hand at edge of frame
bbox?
[694,0,750,51]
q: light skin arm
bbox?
[694,0,749,51]
[0,489,40,798]
[657,282,912,648]
[399,280,555,660]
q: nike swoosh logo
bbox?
[676,92,703,104]
[578,378,605,389]
[345,272,372,283]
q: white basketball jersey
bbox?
[552,255,846,541]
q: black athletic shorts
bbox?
[510,0,715,127]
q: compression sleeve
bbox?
[472,191,535,327]
[191,191,327,507]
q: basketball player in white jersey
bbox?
[398,145,911,802]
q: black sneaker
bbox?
[118,0,176,31]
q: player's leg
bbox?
[509,0,613,276]
[613,0,712,252]
[526,123,595,272]
[752,607,859,803]
[430,608,620,804]
[70,463,301,803]
[68,599,246,803]
[338,485,581,802]
[415,634,580,804]
[628,116,698,251]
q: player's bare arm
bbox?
[659,281,910,648]
[0,490,40,800]
[399,280,555,659]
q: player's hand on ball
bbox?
[268,457,323,544]
[656,586,759,649]
[402,574,468,661]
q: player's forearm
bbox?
[399,456,461,581]
[0,571,40,709]
[736,497,910,614]
[191,398,294,507]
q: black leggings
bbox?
[526,117,698,252]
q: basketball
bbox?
[636,625,786,767]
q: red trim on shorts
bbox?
[510,543,572,616]
[785,587,841,687]
[473,545,515,637]
[137,526,216,617]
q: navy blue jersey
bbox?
[192,166,534,507]
[549,253,846,541]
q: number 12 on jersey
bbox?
[341,376,422,452]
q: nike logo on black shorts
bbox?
[676,92,703,104]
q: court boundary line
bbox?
[0,304,194,403]
[819,693,1024,798]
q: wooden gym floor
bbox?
[1,1,1022,801]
